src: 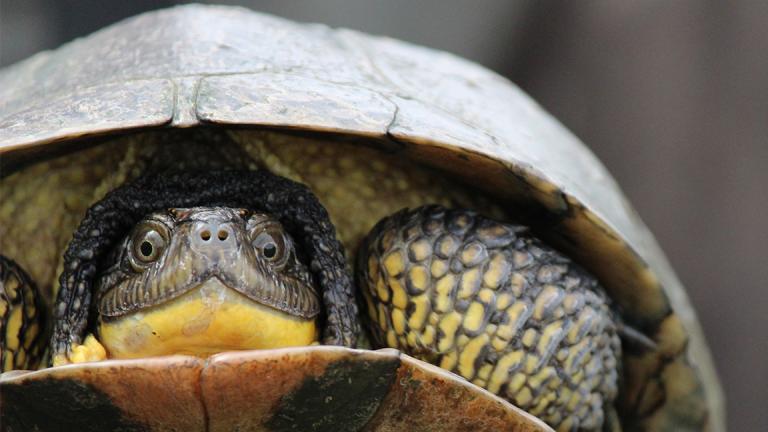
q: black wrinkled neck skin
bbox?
[52,169,360,362]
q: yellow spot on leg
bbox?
[375,279,390,303]
[434,274,456,313]
[407,294,431,331]
[407,265,429,293]
[408,239,432,262]
[440,350,458,371]
[515,386,533,407]
[383,250,405,277]
[391,308,407,335]
[458,334,489,379]
[488,350,524,394]
[457,268,481,299]
[5,307,23,353]
[462,302,486,333]
[437,311,462,352]
[430,259,448,279]
[390,279,408,310]
[482,253,510,289]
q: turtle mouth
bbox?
[96,277,318,359]
[98,262,321,321]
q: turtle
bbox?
[0,4,723,432]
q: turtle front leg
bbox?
[356,206,621,432]
[0,256,47,371]
[51,334,107,366]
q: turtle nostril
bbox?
[218,229,229,241]
[200,230,211,241]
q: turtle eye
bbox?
[252,229,288,265]
[129,222,169,268]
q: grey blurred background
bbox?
[1,1,766,429]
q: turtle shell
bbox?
[0,346,551,431]
[0,4,722,431]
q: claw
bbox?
[52,334,107,366]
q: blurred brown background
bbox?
[2,1,766,429]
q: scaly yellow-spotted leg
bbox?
[0,256,47,371]
[52,334,108,366]
[357,206,622,432]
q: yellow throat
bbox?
[97,278,318,359]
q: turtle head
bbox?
[51,170,359,366]
[93,207,320,359]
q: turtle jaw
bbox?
[97,276,318,359]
